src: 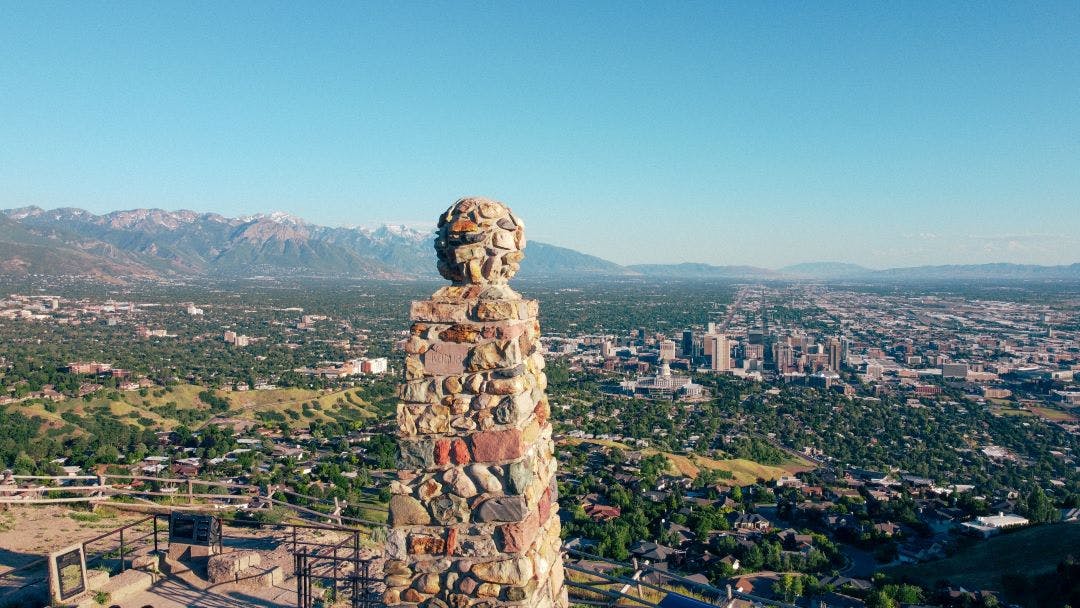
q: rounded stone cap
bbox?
[435,197,525,284]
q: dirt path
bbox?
[0,505,144,565]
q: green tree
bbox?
[1022,485,1057,523]
[773,573,804,602]
[867,590,898,608]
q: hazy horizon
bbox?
[6,203,1080,273]
[1,3,1078,268]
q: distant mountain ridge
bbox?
[862,262,1080,281]
[1,206,1078,282]
[631,260,1080,281]
[780,260,1080,281]
[779,262,874,279]
[0,206,628,280]
[627,262,778,279]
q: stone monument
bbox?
[385,197,567,608]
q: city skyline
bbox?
[2,3,1078,267]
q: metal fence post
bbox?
[304,549,311,608]
[119,527,125,572]
[355,530,361,607]
[153,515,159,554]
[295,552,302,608]
[355,560,365,608]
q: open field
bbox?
[661,452,814,485]
[1028,405,1079,423]
[988,405,1035,418]
[223,386,378,429]
[886,523,1080,594]
[10,384,378,435]
[562,438,815,485]
[562,437,633,450]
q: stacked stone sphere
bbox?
[435,197,525,285]
[385,197,567,608]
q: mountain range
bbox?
[0,207,625,281]
[1,207,1078,282]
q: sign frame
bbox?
[168,511,221,547]
[48,543,88,603]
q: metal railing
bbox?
[294,542,380,608]
[0,510,372,597]
[0,473,388,529]
[564,547,799,608]
[0,514,158,596]
[83,515,159,574]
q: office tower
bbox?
[763,334,776,368]
[942,362,968,379]
[828,337,842,371]
[775,342,794,372]
[660,339,676,361]
[682,330,694,358]
[707,334,731,371]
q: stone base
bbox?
[86,568,110,591]
[168,541,216,562]
[74,568,156,608]
[131,553,160,571]
[159,555,191,576]
[235,564,284,588]
[207,550,262,583]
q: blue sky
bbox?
[1,2,1077,268]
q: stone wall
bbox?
[385,198,567,608]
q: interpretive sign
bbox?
[169,512,221,547]
[48,543,87,603]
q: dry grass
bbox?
[561,438,814,485]
[658,452,808,485]
[13,384,377,434]
[566,567,719,607]
[1027,405,1078,422]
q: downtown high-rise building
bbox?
[828,337,843,371]
[774,342,794,373]
[707,334,731,371]
[660,339,676,361]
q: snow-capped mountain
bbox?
[0,206,628,280]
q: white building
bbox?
[619,361,704,400]
[960,512,1029,538]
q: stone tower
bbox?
[385,197,567,608]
